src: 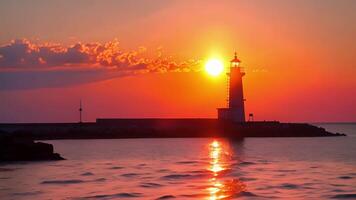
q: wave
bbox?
[331,194,356,199]
[240,177,257,181]
[160,172,208,180]
[161,174,192,180]
[280,183,301,189]
[338,176,353,180]
[41,177,106,185]
[41,179,84,185]
[156,195,176,199]
[179,193,206,198]
[121,173,140,177]
[82,192,142,199]
[94,178,106,182]
[238,161,256,166]
[0,168,16,172]
[156,169,172,173]
[175,161,200,165]
[236,191,259,197]
[140,182,163,188]
[81,172,94,176]
[109,166,124,170]
[12,191,43,196]
[275,169,297,173]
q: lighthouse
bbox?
[217,52,246,122]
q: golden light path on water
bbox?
[207,140,246,200]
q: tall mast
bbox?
[79,99,83,123]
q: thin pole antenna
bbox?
[79,99,83,123]
[226,71,230,108]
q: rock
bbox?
[0,135,64,161]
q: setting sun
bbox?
[205,59,224,76]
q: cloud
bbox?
[0,39,201,90]
[0,39,200,72]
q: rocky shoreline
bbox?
[0,135,64,162]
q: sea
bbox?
[0,123,355,200]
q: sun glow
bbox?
[205,59,224,76]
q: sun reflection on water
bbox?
[207,140,246,199]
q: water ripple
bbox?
[331,194,356,199]
[41,179,84,185]
[239,161,255,166]
[140,182,163,188]
[0,168,17,172]
[155,195,176,199]
[109,166,124,170]
[235,191,259,197]
[81,172,94,176]
[82,192,143,199]
[280,183,301,189]
[175,161,200,165]
[180,193,206,198]
[338,176,353,180]
[161,174,192,180]
[12,191,43,196]
[94,178,106,182]
[121,173,140,177]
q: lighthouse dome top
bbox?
[230,52,241,63]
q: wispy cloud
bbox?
[0,39,201,90]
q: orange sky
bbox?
[0,0,355,122]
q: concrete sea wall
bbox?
[0,119,345,140]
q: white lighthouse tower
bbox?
[217,52,246,122]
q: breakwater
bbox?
[0,119,345,140]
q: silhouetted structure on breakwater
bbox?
[218,52,246,122]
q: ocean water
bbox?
[0,123,355,200]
